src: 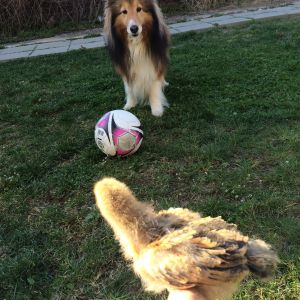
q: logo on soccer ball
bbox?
[95,110,143,157]
[118,132,136,151]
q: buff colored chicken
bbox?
[94,178,279,300]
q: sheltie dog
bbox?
[104,0,170,117]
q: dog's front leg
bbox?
[123,79,137,111]
[149,79,168,117]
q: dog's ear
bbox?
[149,1,170,75]
[103,0,130,79]
[105,0,116,6]
[152,0,170,36]
[104,1,113,40]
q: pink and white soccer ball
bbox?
[95,110,143,157]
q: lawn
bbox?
[0,16,300,300]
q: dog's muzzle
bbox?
[127,20,141,37]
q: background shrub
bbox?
[181,0,234,10]
[0,0,280,39]
[0,0,105,37]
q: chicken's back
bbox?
[134,212,278,300]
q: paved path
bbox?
[1,2,300,62]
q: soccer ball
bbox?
[95,110,143,157]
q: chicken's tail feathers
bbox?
[246,239,279,279]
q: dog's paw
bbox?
[123,103,135,111]
[123,104,131,111]
[151,107,164,117]
[123,97,137,110]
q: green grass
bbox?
[1,16,300,300]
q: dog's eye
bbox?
[122,10,128,15]
[137,7,142,12]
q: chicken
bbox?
[94,178,279,300]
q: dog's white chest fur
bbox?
[123,37,167,117]
[128,38,156,101]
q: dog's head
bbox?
[104,0,169,79]
[105,0,160,38]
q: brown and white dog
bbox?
[104,0,170,117]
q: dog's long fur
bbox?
[104,0,170,116]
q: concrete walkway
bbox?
[1,2,300,62]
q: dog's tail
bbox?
[247,239,279,279]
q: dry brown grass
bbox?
[180,0,235,10]
[0,0,105,36]
[0,0,234,37]
[0,0,287,38]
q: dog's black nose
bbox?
[130,25,139,34]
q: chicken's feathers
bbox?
[134,223,250,293]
